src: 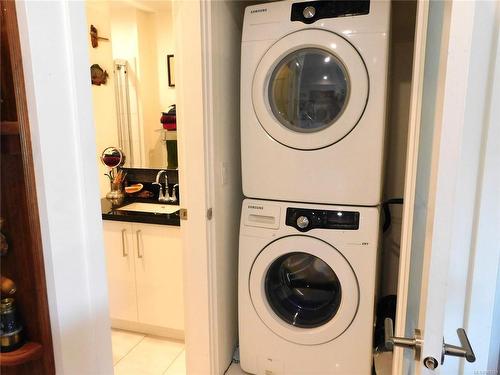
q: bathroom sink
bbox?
[117,203,180,215]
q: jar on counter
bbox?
[0,298,23,352]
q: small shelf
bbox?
[0,342,43,367]
[0,121,20,135]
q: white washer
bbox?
[239,199,380,374]
[241,1,390,206]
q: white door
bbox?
[392,1,500,374]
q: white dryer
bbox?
[241,1,390,206]
[239,199,380,374]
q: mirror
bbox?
[101,147,125,168]
[87,0,177,171]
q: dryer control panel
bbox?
[291,1,370,24]
[286,207,359,232]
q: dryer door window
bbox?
[265,252,342,328]
[269,49,349,133]
[249,235,359,345]
[252,29,368,150]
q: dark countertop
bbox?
[101,198,181,226]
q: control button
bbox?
[296,216,310,229]
[303,6,316,19]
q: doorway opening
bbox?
[86,1,185,373]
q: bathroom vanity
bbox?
[101,199,183,339]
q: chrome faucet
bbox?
[171,184,179,203]
[153,170,169,203]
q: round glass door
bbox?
[249,236,359,345]
[265,252,342,328]
[252,29,368,150]
[269,48,350,133]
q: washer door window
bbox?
[265,252,342,328]
[253,29,368,150]
[250,236,359,345]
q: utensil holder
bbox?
[106,182,125,206]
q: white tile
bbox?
[114,336,184,375]
[373,351,392,375]
[226,363,249,375]
[163,350,185,375]
[111,329,145,365]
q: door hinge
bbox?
[179,208,188,220]
[207,207,213,220]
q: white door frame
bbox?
[16,0,226,374]
[16,1,114,373]
[172,0,215,373]
[176,1,244,372]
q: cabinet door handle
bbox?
[136,230,143,258]
[121,229,128,257]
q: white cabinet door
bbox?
[133,223,184,330]
[103,221,138,322]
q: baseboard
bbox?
[111,318,185,341]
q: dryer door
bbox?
[249,235,359,345]
[252,29,368,150]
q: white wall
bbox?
[109,2,176,169]
[86,1,119,198]
[109,5,144,167]
[155,6,176,110]
[136,9,162,167]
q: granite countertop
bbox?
[101,198,181,226]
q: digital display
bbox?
[286,207,359,232]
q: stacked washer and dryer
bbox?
[238,1,390,374]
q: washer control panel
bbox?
[291,1,370,24]
[286,207,359,232]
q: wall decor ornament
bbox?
[90,64,109,86]
[167,54,175,87]
[89,24,109,48]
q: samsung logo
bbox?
[248,205,264,210]
[250,8,267,14]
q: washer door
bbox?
[252,29,368,150]
[249,235,359,345]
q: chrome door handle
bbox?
[121,229,128,257]
[136,230,143,258]
[384,318,423,360]
[441,328,476,364]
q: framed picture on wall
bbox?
[167,54,175,87]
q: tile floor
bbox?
[111,329,186,375]
[226,363,247,374]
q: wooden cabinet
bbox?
[103,221,184,336]
[0,1,55,373]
